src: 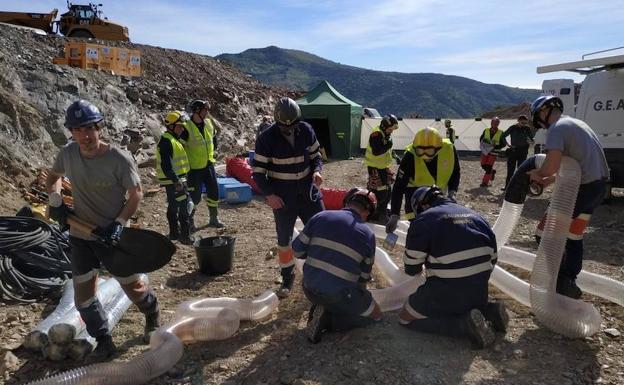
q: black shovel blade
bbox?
[101,228,176,277]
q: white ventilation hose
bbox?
[26,291,278,385]
[528,157,601,337]
[499,246,624,307]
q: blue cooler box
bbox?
[225,182,252,204]
[216,177,239,199]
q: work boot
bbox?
[179,234,195,246]
[91,335,116,361]
[143,311,161,344]
[484,302,509,333]
[306,305,330,344]
[556,276,582,299]
[277,273,295,299]
[208,207,225,228]
[168,221,179,241]
[463,309,495,349]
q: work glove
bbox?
[94,221,124,247]
[48,192,72,230]
[392,151,402,166]
[385,214,400,234]
[448,190,457,202]
[48,203,71,230]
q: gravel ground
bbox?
[1,155,623,385]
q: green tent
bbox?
[296,80,363,160]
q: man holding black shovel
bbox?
[46,100,162,360]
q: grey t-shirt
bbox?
[52,142,141,239]
[545,116,609,184]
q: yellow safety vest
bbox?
[406,139,454,189]
[483,129,503,146]
[182,118,216,169]
[156,132,190,185]
[364,126,393,169]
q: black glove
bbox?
[94,221,124,247]
[386,214,400,234]
[392,151,402,165]
[49,203,71,230]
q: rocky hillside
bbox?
[217,46,540,118]
[0,24,293,189]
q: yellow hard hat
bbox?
[164,111,187,126]
[413,127,443,148]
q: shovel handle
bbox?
[67,214,98,239]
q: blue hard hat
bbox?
[530,95,563,128]
[64,100,104,128]
[410,185,442,214]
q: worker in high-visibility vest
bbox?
[364,114,400,223]
[156,111,193,245]
[180,99,225,229]
[479,117,507,187]
[386,127,460,233]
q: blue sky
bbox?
[2,0,622,88]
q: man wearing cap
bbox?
[386,127,460,233]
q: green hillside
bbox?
[217,46,540,118]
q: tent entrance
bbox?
[306,118,332,157]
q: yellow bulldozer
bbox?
[0,2,129,41]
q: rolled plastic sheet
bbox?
[499,246,624,307]
[27,332,185,385]
[28,281,277,385]
[528,157,601,337]
[177,290,279,321]
[23,280,76,351]
[47,277,124,345]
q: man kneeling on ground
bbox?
[398,185,508,349]
[292,188,383,343]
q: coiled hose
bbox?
[528,157,601,337]
[0,217,71,302]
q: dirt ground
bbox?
[1,156,623,385]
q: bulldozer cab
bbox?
[59,2,129,41]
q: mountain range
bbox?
[217,46,540,118]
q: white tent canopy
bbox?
[361,118,517,153]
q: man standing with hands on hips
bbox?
[252,97,325,298]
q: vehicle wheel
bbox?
[69,30,94,39]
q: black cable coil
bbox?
[0,216,72,303]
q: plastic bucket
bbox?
[194,236,235,275]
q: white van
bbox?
[536,50,624,197]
